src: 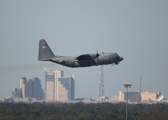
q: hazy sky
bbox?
[0,1,168,99]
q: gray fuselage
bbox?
[51,53,123,68]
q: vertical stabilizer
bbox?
[38,39,54,61]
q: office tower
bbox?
[57,75,75,101]
[32,77,43,100]
[45,69,55,101]
[20,77,30,98]
[19,77,43,100]
[45,69,75,101]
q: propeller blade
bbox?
[96,50,99,57]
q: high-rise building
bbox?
[57,75,75,101]
[32,78,44,100]
[45,69,75,101]
[19,77,43,100]
[20,77,27,98]
[45,70,55,101]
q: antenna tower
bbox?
[99,65,105,98]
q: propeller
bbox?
[96,50,99,57]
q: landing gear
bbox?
[115,62,118,65]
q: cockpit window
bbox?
[113,53,119,57]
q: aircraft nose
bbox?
[120,57,124,61]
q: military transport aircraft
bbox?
[38,39,123,68]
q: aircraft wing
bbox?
[75,54,95,62]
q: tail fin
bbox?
[38,39,55,61]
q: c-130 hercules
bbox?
[38,39,123,68]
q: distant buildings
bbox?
[12,77,43,100]
[45,69,75,101]
[6,69,166,104]
[10,69,75,103]
[12,88,22,98]
[119,91,164,103]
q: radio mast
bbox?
[99,65,105,102]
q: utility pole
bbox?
[140,77,142,103]
[123,84,132,120]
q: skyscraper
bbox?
[45,69,75,101]
[45,69,55,101]
[20,77,25,98]
[57,75,75,101]
[18,77,43,100]
[32,78,44,100]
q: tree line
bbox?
[0,102,168,120]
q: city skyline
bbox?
[1,1,168,99]
[7,69,166,104]
[2,68,167,101]
[8,69,76,101]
